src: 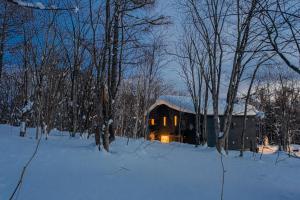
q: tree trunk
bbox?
[202,85,208,144]
[71,68,78,137]
[240,64,260,157]
[20,121,26,137]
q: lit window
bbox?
[174,115,178,126]
[161,135,170,143]
[150,119,155,126]
[163,116,167,127]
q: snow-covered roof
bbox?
[148,95,258,116]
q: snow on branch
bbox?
[6,0,79,12]
[21,100,33,114]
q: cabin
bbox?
[147,95,259,151]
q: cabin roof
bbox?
[148,95,258,116]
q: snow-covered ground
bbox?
[1,125,299,200]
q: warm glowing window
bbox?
[163,116,167,127]
[150,119,155,126]
[174,115,178,126]
[161,135,170,143]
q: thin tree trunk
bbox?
[202,84,208,143]
[240,64,260,157]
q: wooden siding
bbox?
[207,116,257,150]
[149,104,197,143]
[149,104,258,151]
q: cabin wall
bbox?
[207,117,217,147]
[149,104,257,151]
[148,105,196,143]
[207,116,257,150]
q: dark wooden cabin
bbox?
[148,95,258,151]
[148,104,197,144]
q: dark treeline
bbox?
[252,72,300,151]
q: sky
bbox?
[155,0,186,91]
[154,0,244,97]
[6,0,299,97]
[155,0,300,98]
[4,0,186,89]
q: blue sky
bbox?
[6,0,297,97]
[155,0,186,90]
[155,0,300,97]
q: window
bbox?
[150,119,155,126]
[161,135,170,143]
[163,116,167,127]
[174,115,178,126]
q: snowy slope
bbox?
[0,125,299,200]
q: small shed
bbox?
[147,95,259,150]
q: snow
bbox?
[13,1,45,9]
[35,2,45,9]
[14,0,35,8]
[21,100,33,113]
[74,6,79,13]
[12,0,71,11]
[219,131,224,138]
[20,122,25,132]
[1,124,300,200]
[49,5,57,9]
[256,111,265,119]
[258,145,300,157]
[148,95,259,116]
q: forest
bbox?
[0,0,299,199]
[1,0,299,152]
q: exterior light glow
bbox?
[149,132,155,141]
[161,135,170,143]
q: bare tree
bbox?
[86,0,168,151]
[239,55,275,156]
[0,1,27,81]
[258,0,300,75]
[177,27,206,145]
[57,1,89,137]
[182,0,228,152]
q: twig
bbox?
[104,166,130,176]
[220,154,225,200]
[9,136,42,200]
